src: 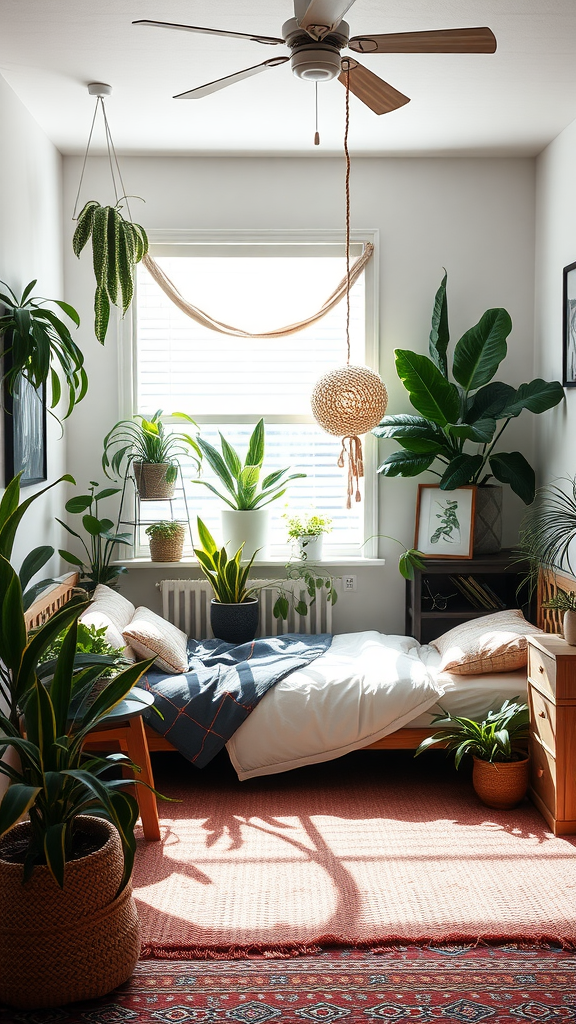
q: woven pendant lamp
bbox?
[311,63,388,508]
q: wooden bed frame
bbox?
[26,566,571,761]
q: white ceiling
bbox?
[1,0,576,157]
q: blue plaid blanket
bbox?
[136,633,332,767]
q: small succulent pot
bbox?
[133,462,176,500]
[563,609,576,646]
[210,598,259,645]
[297,534,324,561]
[472,756,530,810]
[148,523,186,562]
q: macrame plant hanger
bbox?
[311,63,388,508]
[72,83,133,224]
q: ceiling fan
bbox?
[134,0,496,115]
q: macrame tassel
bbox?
[337,435,364,508]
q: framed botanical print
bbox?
[3,371,47,486]
[415,484,475,559]
[563,261,576,387]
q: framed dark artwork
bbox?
[414,484,476,559]
[3,367,47,487]
[562,261,576,387]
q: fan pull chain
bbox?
[344,65,351,364]
[314,82,320,146]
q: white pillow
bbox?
[122,606,188,674]
[79,584,136,659]
[431,608,543,675]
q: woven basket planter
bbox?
[133,461,176,499]
[472,756,530,810]
[149,524,186,562]
[0,816,140,1010]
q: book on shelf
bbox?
[448,575,505,611]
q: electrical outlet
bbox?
[343,575,357,592]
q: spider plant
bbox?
[194,419,305,510]
[516,476,576,593]
[72,199,148,343]
[102,409,201,484]
[415,699,530,766]
[0,279,86,420]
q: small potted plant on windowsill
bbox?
[194,419,305,561]
[283,511,332,561]
[415,699,530,809]
[145,521,187,562]
[102,409,201,499]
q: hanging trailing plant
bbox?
[0,280,85,420]
[72,199,148,344]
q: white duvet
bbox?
[226,631,445,780]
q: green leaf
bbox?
[447,418,496,443]
[65,494,93,514]
[196,438,238,500]
[500,379,565,418]
[72,200,99,257]
[246,419,265,469]
[439,453,483,489]
[372,414,441,441]
[82,514,106,536]
[398,438,446,455]
[394,350,460,426]
[52,299,81,327]
[0,476,21,532]
[196,517,218,555]
[273,595,290,620]
[58,549,85,568]
[489,451,536,504]
[106,206,120,306]
[465,382,516,423]
[452,308,512,392]
[91,204,109,288]
[0,784,41,838]
[94,285,110,345]
[219,434,242,478]
[43,823,67,889]
[428,270,449,377]
[19,545,54,592]
[377,450,436,478]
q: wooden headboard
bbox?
[24,572,80,632]
[537,567,576,633]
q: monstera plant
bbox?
[374,272,564,505]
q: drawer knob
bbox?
[538,665,544,673]
[537,768,545,777]
[538,711,546,719]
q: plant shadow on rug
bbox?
[133,749,576,957]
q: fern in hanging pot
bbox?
[72,199,148,344]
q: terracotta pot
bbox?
[133,461,176,499]
[149,524,186,562]
[563,609,576,646]
[0,816,140,1009]
[472,756,530,810]
[210,597,259,645]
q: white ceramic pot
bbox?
[221,509,270,561]
[564,609,576,646]
[297,534,324,561]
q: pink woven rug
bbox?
[133,750,576,956]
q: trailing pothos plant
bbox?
[0,279,85,420]
[72,200,148,344]
[373,272,564,505]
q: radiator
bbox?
[158,578,332,638]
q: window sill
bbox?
[114,557,386,569]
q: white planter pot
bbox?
[296,534,324,561]
[221,509,270,561]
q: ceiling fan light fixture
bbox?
[290,45,343,81]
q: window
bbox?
[125,232,378,559]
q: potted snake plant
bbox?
[194,419,306,560]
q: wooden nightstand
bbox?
[527,633,576,835]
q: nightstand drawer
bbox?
[528,684,556,753]
[529,737,557,818]
[528,645,557,698]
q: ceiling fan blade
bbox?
[349,27,497,54]
[133,19,284,46]
[174,57,289,99]
[297,0,357,40]
[339,59,410,115]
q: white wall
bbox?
[0,74,66,576]
[63,154,537,632]
[534,117,576,481]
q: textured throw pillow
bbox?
[431,608,543,675]
[122,606,189,674]
[79,583,136,659]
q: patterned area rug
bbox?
[133,751,576,955]
[2,945,576,1022]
